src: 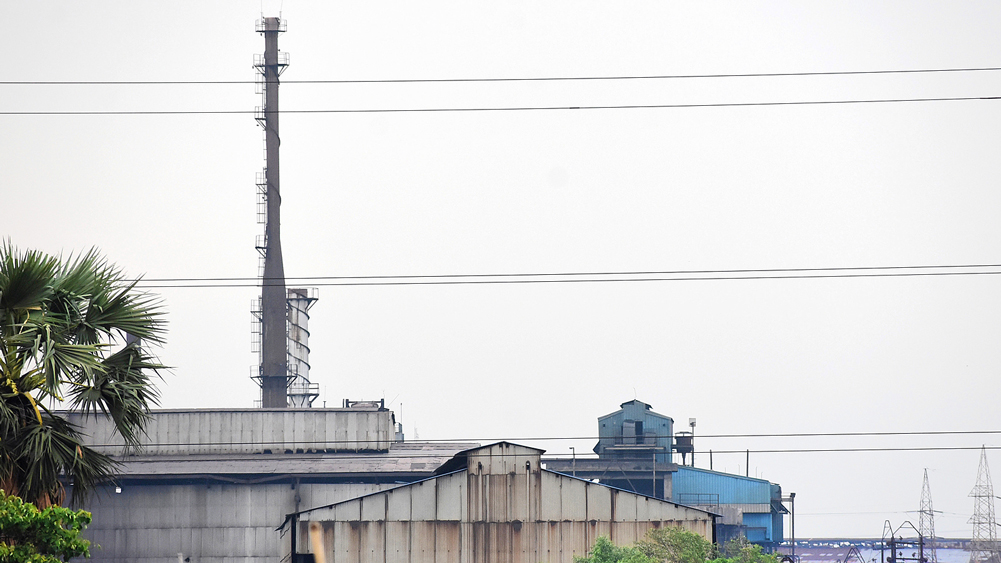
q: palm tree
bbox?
[0,243,165,507]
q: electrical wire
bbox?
[130,262,1001,284]
[3,95,1000,115]
[89,445,1001,457]
[134,269,1001,289]
[5,65,1001,85]
[89,429,1001,448]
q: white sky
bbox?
[4,1,1001,539]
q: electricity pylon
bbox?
[919,469,937,563]
[969,446,1000,563]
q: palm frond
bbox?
[0,243,166,505]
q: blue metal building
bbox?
[544,400,788,551]
[594,399,674,464]
[672,466,787,548]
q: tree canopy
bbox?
[0,490,91,562]
[0,244,165,507]
[577,529,782,563]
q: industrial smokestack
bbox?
[257,17,288,408]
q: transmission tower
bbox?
[919,469,937,563]
[969,446,1000,563]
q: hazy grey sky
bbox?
[4,1,1001,539]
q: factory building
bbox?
[672,466,786,546]
[69,404,477,563]
[544,400,788,550]
[294,442,716,563]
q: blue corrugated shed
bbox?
[672,466,786,550]
[672,466,773,504]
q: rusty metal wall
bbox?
[308,443,713,563]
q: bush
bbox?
[711,537,781,563]
[637,526,716,563]
[575,536,657,563]
[579,529,781,563]
[0,490,91,562]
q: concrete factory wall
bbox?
[299,442,714,563]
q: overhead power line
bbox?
[91,428,1001,448]
[5,65,1001,85]
[87,444,1001,457]
[134,262,1001,283]
[135,268,1001,289]
[3,95,1000,116]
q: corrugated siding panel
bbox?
[612,490,637,522]
[539,472,563,521]
[386,522,410,563]
[411,480,437,521]
[360,521,386,563]
[336,499,363,521]
[487,474,508,522]
[510,470,529,522]
[610,522,640,545]
[562,521,589,561]
[560,478,587,521]
[460,522,475,563]
[511,521,531,563]
[591,520,612,544]
[635,496,651,522]
[437,522,462,563]
[411,521,437,563]
[388,487,413,521]
[585,484,611,521]
[330,521,357,563]
[437,472,464,521]
[362,494,387,521]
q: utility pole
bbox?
[689,418,696,467]
[969,447,1000,563]
[782,492,796,561]
[256,17,289,408]
[919,469,938,563]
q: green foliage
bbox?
[0,490,91,562]
[579,529,780,563]
[0,244,166,506]
[710,538,781,563]
[637,526,716,563]
[575,536,657,563]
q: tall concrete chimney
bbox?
[256,17,288,408]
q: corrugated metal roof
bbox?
[110,442,480,479]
